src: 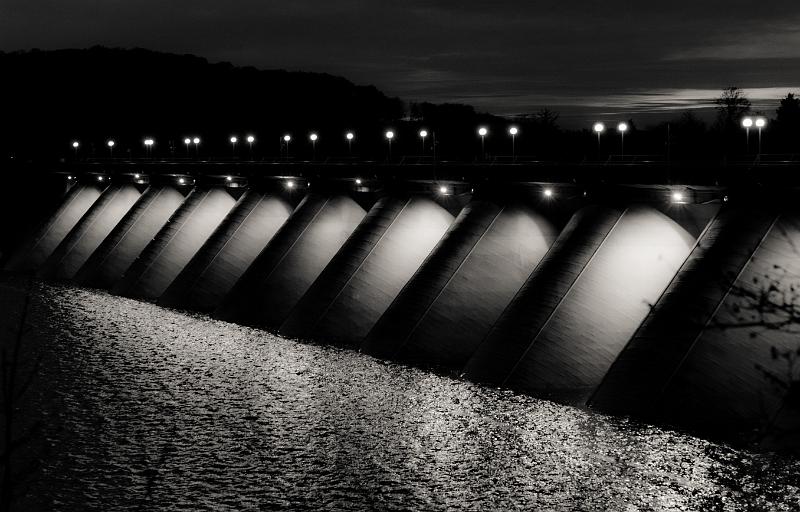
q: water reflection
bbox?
[11,281,800,510]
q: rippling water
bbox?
[4,277,799,511]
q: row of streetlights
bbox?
[592,122,629,157]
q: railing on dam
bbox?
[3,170,799,450]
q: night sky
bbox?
[2,1,799,125]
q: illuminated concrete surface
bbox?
[215,193,366,328]
[502,205,701,403]
[38,183,142,280]
[364,199,558,367]
[75,185,187,289]
[159,190,295,312]
[463,205,624,384]
[281,195,454,345]
[5,182,104,272]
[113,186,237,301]
[593,206,800,444]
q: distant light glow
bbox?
[67,175,73,180]
[226,175,233,181]
[346,132,354,140]
[230,136,238,143]
[107,140,115,147]
[184,138,191,144]
[593,122,605,133]
[755,118,766,128]
[355,178,362,185]
[617,122,629,133]
[439,185,448,194]
[509,127,519,136]
[672,191,685,203]
[543,188,554,197]
[742,117,754,128]
[310,133,318,141]
[286,180,295,189]
[419,130,428,138]
[283,135,291,142]
[385,130,394,140]
[478,127,488,136]
[246,135,255,143]
[178,178,186,185]
[97,176,104,181]
[134,173,140,179]
[193,137,200,144]
[71,141,79,148]
[144,138,154,146]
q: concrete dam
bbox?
[6,171,799,447]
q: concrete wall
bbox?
[113,186,237,301]
[159,190,294,312]
[363,199,558,368]
[592,205,799,442]
[280,195,454,345]
[38,183,142,280]
[5,182,104,272]
[215,193,366,328]
[75,185,186,289]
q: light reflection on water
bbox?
[13,281,800,511]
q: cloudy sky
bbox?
[2,1,798,125]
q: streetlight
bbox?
[741,117,753,153]
[419,129,428,156]
[184,137,191,156]
[144,138,154,158]
[355,178,362,185]
[286,179,295,189]
[230,136,238,156]
[246,135,255,159]
[617,122,628,158]
[71,141,80,158]
[107,139,115,158]
[509,126,519,160]
[439,185,449,195]
[543,187,553,198]
[755,117,767,155]
[593,123,605,154]
[346,132,355,155]
[283,134,291,159]
[478,127,488,159]
[309,133,318,160]
[192,137,200,157]
[385,130,394,161]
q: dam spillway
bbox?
[4,171,799,449]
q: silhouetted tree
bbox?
[775,93,800,152]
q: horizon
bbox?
[2,1,799,127]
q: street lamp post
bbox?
[144,138,154,159]
[508,126,518,160]
[617,122,628,158]
[107,139,115,158]
[742,117,753,154]
[385,130,394,161]
[346,132,354,155]
[755,118,766,155]
[193,137,200,157]
[419,130,428,156]
[72,141,80,159]
[246,135,255,160]
[230,136,238,157]
[184,137,191,156]
[283,135,291,159]
[478,127,488,160]
[309,133,318,161]
[593,123,605,155]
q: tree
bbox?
[714,86,751,131]
[775,93,800,152]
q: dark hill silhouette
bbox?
[0,47,405,160]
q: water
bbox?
[4,278,800,511]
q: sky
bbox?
[2,0,799,126]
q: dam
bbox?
[4,164,799,450]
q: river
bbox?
[2,277,798,511]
